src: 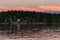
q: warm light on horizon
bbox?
[0,5,60,12]
[0,0,60,11]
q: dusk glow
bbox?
[0,0,60,40]
[0,5,60,12]
[0,0,60,11]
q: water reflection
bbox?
[0,23,60,39]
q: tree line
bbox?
[0,10,60,24]
[0,10,60,33]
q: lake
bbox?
[0,24,60,40]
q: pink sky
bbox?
[0,0,60,12]
[0,5,60,12]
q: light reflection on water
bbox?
[0,24,60,40]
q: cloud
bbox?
[36,5,60,11]
[54,3,60,6]
[0,5,60,12]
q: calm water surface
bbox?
[0,24,60,40]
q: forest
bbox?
[0,10,60,32]
[0,10,60,23]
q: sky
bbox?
[0,0,60,11]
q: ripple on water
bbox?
[0,29,60,40]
